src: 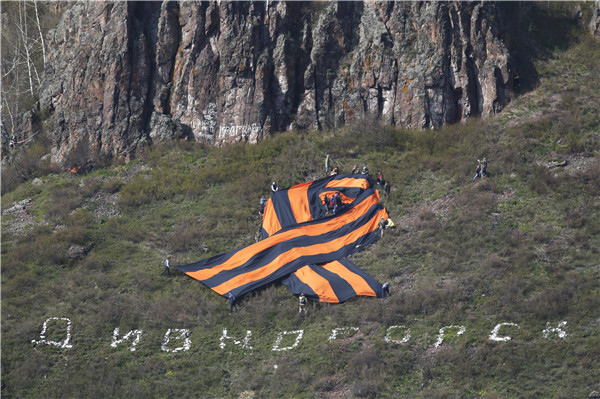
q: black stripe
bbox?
[308,265,355,302]
[176,248,239,273]
[223,227,384,298]
[202,201,383,289]
[177,187,379,274]
[271,189,296,228]
[178,173,386,301]
[280,272,320,302]
[337,258,384,298]
[307,178,330,221]
[306,174,370,220]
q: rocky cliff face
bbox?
[39,1,514,163]
[591,1,600,40]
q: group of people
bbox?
[329,156,367,177]
[162,152,494,317]
[163,154,399,314]
[323,191,343,215]
[262,157,397,221]
[350,164,370,176]
[328,156,393,195]
[379,216,396,237]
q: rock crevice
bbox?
[38,1,514,163]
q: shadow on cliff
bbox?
[500,2,584,94]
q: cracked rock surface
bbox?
[39,1,512,163]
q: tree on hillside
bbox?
[1,1,60,145]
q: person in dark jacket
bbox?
[384,181,391,197]
[228,292,238,314]
[299,293,307,314]
[382,282,390,298]
[259,195,267,214]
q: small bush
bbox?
[526,284,573,318]
[481,253,509,273]
[415,210,441,238]
[4,350,51,392]
[80,176,103,197]
[4,225,68,270]
[494,274,535,316]
[417,387,452,399]
[9,270,38,290]
[1,142,56,194]
[118,175,158,208]
[79,254,111,271]
[578,156,600,195]
[347,115,398,152]
[167,223,205,253]
[55,224,91,246]
[66,208,95,227]
[565,206,587,228]
[112,220,148,243]
[396,279,465,316]
[350,381,379,399]
[103,177,123,194]
[47,184,84,222]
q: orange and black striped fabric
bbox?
[176,174,388,302]
[282,259,384,303]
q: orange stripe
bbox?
[209,206,387,294]
[322,261,377,297]
[186,193,382,282]
[325,177,370,189]
[293,265,339,303]
[320,190,355,204]
[288,181,313,224]
[262,199,281,237]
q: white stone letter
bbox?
[111,328,143,351]
[161,328,191,353]
[543,321,568,339]
[434,325,466,348]
[384,325,411,344]
[32,317,73,348]
[489,323,519,342]
[272,330,304,352]
[219,328,253,349]
[328,327,359,341]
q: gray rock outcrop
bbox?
[39,1,513,164]
[591,1,600,40]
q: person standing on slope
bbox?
[161,256,171,277]
[228,292,237,314]
[299,293,307,314]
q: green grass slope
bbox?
[3,12,600,399]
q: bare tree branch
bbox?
[17,0,35,96]
[33,1,46,66]
[2,96,15,136]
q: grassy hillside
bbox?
[2,8,600,399]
